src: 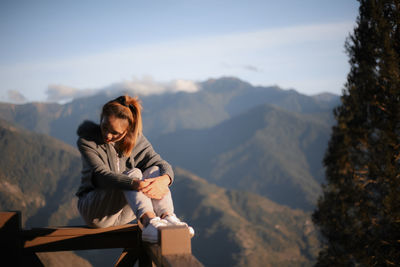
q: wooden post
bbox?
[159,226,191,255]
[0,211,22,266]
[144,226,203,267]
[114,248,139,267]
[0,211,43,267]
[114,227,153,267]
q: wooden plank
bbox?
[23,224,138,237]
[23,232,139,252]
[22,224,140,252]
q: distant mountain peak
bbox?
[312,92,339,102]
[201,76,252,90]
[205,76,246,83]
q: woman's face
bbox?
[101,115,129,144]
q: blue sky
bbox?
[0,0,359,103]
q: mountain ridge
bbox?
[154,102,330,210]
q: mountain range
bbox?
[154,102,332,210]
[0,77,340,266]
[0,77,338,144]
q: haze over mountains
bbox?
[0,77,340,266]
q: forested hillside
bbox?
[0,118,81,227]
[172,168,319,266]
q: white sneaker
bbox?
[141,217,168,243]
[163,214,195,237]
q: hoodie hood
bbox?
[77,120,103,143]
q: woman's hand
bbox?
[140,175,170,199]
[131,179,151,191]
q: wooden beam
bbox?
[23,224,138,237]
[143,226,204,267]
[22,224,140,252]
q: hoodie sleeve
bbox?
[132,135,174,184]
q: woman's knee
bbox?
[143,166,160,178]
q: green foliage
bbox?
[313,0,400,265]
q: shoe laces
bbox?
[165,214,187,225]
[149,217,167,228]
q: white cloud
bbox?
[46,84,97,102]
[169,79,199,93]
[106,76,199,96]
[118,76,166,96]
[44,77,200,102]
[7,90,27,103]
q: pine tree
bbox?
[312,0,400,265]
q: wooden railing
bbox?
[0,211,203,267]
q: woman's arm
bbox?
[78,137,137,190]
[132,135,174,184]
[131,135,174,199]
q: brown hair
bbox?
[101,95,143,156]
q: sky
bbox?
[0,0,359,103]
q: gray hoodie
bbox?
[75,120,174,197]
